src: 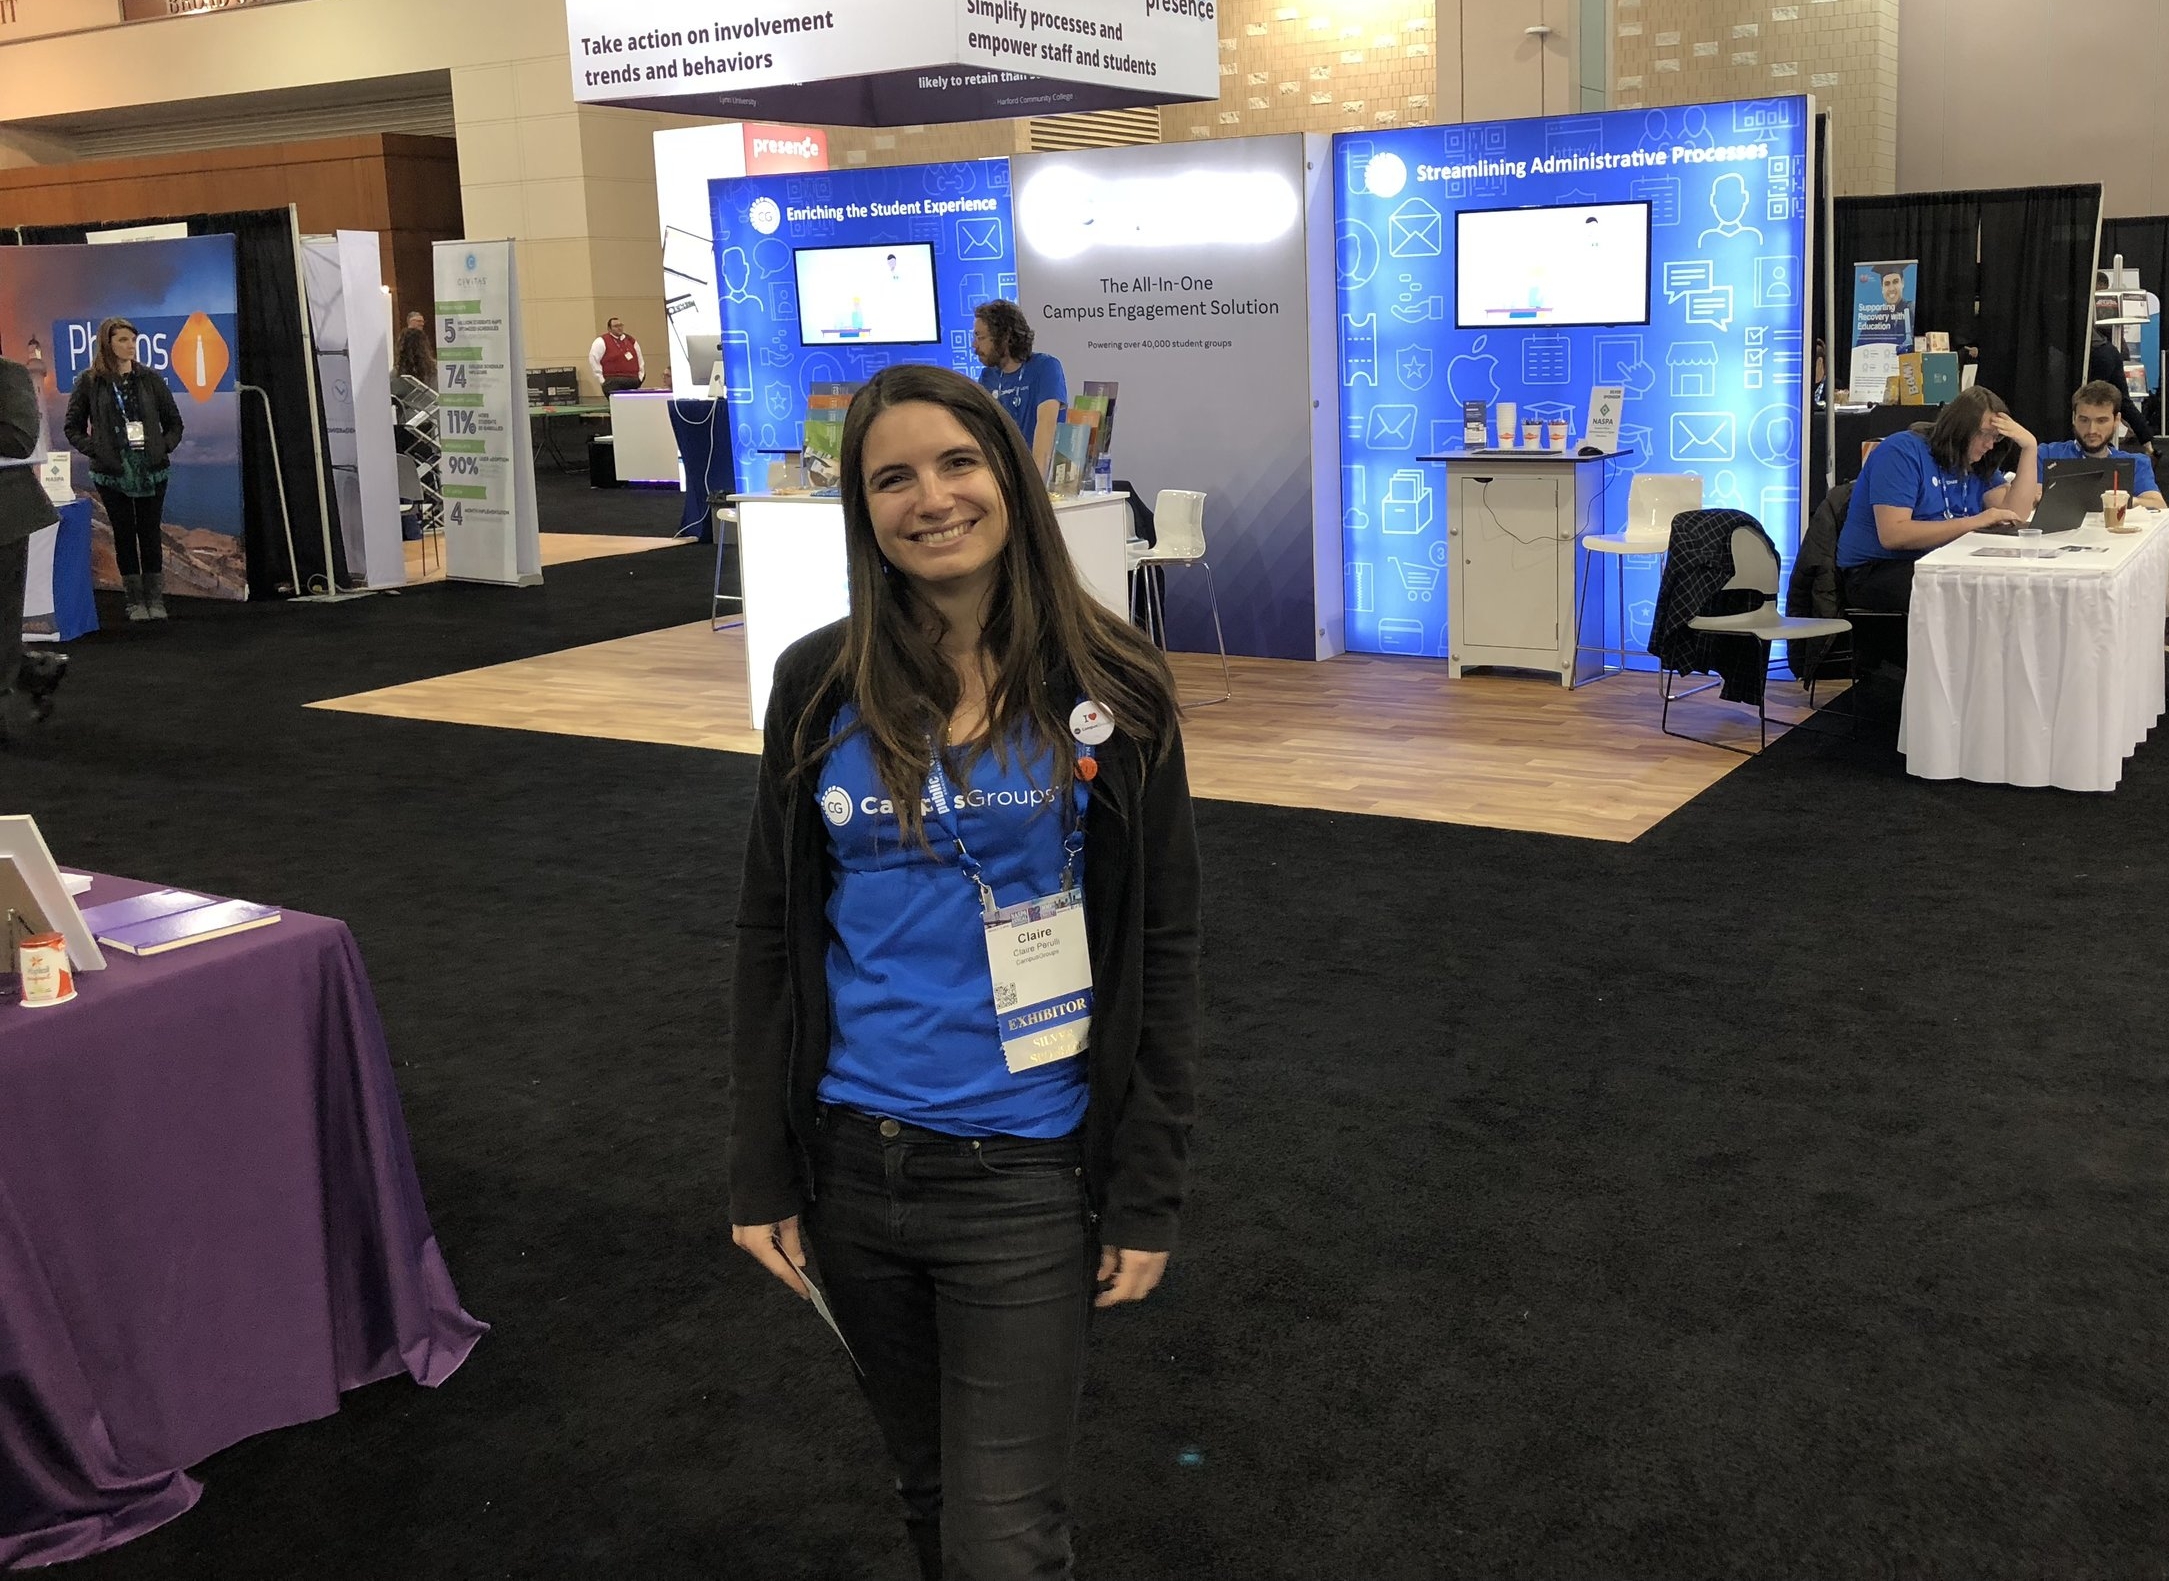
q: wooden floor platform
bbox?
[400,532,689,584]
[315,617,1835,842]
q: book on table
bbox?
[79,888,282,956]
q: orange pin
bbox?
[1075,756,1098,782]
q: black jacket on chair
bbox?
[63,367,184,478]
[1647,507,1775,705]
[1785,480,1852,681]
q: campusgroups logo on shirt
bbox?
[849,787,1058,818]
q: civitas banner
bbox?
[565,0,1220,127]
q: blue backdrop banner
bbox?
[711,159,1017,494]
[1334,98,1810,660]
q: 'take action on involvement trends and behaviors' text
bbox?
[576,9,836,88]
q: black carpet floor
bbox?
[532,461,694,537]
[13,562,2169,1579]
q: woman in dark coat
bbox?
[64,318,184,622]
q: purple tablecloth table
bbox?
[0,875,486,1568]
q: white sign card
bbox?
[1585,385,1624,454]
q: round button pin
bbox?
[1069,700,1114,746]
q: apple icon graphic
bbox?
[1447,334,1502,405]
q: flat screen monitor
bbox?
[794,243,940,346]
[684,332,721,390]
[1454,201,1651,329]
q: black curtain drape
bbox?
[17,209,334,598]
[1833,190,1982,389]
[2100,216,2169,300]
[1975,186,2101,444]
[1832,184,2101,441]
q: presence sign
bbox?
[565,0,1219,127]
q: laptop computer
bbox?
[1976,469,2109,536]
[2042,454,2138,502]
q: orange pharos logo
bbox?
[168,312,231,404]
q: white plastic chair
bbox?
[1660,525,1851,754]
[1577,471,1701,676]
[1127,489,1230,705]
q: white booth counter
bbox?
[608,391,681,485]
[735,491,1133,726]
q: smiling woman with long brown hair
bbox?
[728,363,1200,1579]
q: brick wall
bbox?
[1609,0,1896,196]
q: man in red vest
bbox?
[589,317,644,394]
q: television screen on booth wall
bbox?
[793,242,941,346]
[1454,201,1652,329]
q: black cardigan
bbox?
[63,367,184,477]
[728,621,1203,1253]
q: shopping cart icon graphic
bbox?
[1389,557,1440,601]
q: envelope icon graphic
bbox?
[1387,198,1443,258]
[1366,404,1418,449]
[956,217,1004,260]
[1670,413,1735,463]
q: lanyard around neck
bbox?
[923,739,1091,919]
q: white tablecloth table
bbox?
[1901,510,2169,791]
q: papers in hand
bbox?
[799,1268,862,1373]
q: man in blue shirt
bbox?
[2036,379,2167,506]
[973,299,1066,450]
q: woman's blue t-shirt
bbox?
[815,708,1088,1139]
[1838,429,1989,567]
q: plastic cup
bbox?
[2017,525,2043,558]
[2103,488,2131,530]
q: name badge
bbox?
[985,887,1092,1073]
[125,421,146,450]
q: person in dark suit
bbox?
[0,354,65,744]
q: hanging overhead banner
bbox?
[431,240,542,587]
[565,0,1219,127]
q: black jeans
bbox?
[1837,556,1915,676]
[806,1107,1096,1581]
[98,482,166,576]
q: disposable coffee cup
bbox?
[2017,525,2043,558]
[1521,419,1541,448]
[1496,402,1517,448]
[1547,419,1568,451]
[2103,488,2131,530]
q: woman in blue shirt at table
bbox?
[729,363,1199,1579]
[1837,385,2040,670]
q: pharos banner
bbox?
[0,234,246,599]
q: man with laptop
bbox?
[2037,380,2167,508]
